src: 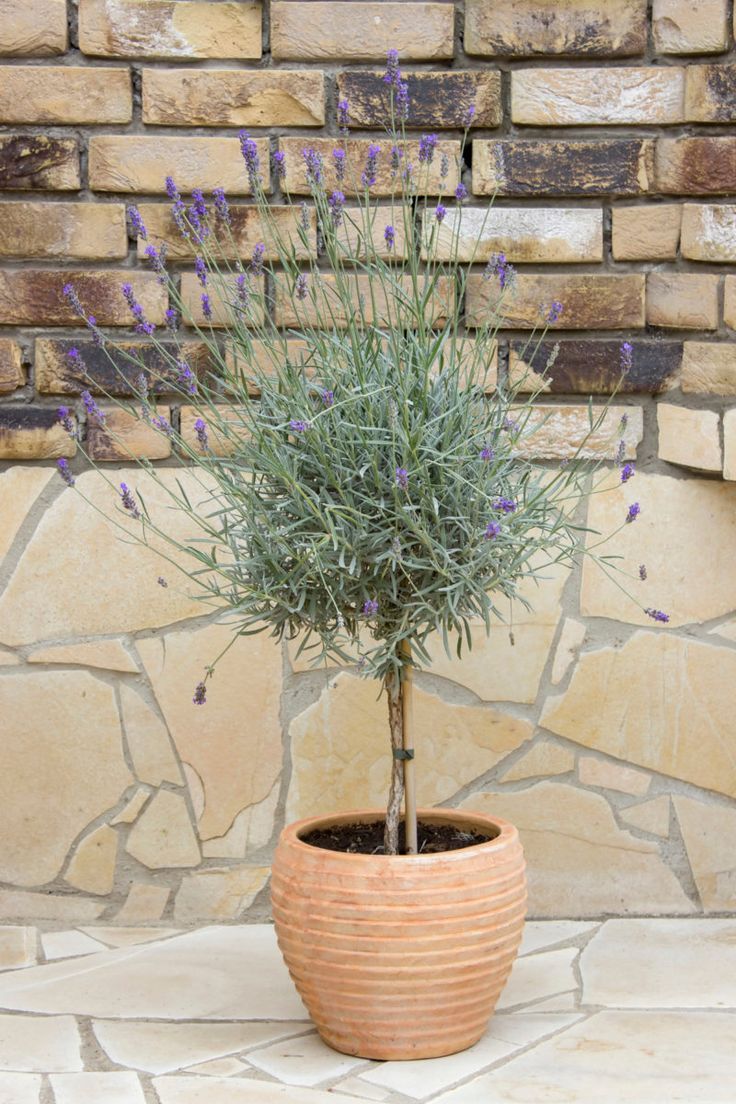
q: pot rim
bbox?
[279,807,519,864]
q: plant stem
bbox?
[384,667,403,855]
[400,639,418,854]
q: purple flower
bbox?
[546,300,564,325]
[144,243,168,284]
[320,388,334,407]
[290,418,311,434]
[212,187,230,224]
[57,405,76,438]
[645,608,669,623]
[250,242,265,275]
[120,482,141,519]
[295,274,308,301]
[384,224,396,250]
[300,202,310,230]
[621,462,635,483]
[56,458,75,487]
[332,148,346,182]
[434,203,447,223]
[484,520,501,540]
[383,48,400,83]
[194,418,208,450]
[239,131,261,190]
[165,176,180,201]
[418,133,438,164]
[440,153,449,180]
[639,564,647,581]
[122,282,155,335]
[455,182,468,202]
[188,189,209,244]
[177,359,197,395]
[200,292,212,320]
[67,345,84,371]
[165,307,179,331]
[390,144,403,176]
[158,576,168,588]
[236,272,250,313]
[615,439,626,465]
[128,204,147,240]
[86,315,104,348]
[503,416,520,435]
[395,466,409,490]
[328,189,345,226]
[363,598,379,616]
[626,502,641,524]
[337,98,350,131]
[62,282,84,318]
[493,496,517,514]
[464,104,476,127]
[395,80,409,121]
[195,256,208,288]
[361,143,381,189]
[484,252,513,290]
[136,372,150,400]
[193,680,207,705]
[620,412,629,431]
[620,341,633,373]
[480,445,494,462]
[152,414,172,436]
[81,389,105,425]
[272,150,286,179]
[302,147,324,187]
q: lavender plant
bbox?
[59,51,663,854]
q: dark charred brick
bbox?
[35,339,213,396]
[0,271,167,326]
[0,404,76,459]
[0,135,79,191]
[0,340,24,394]
[336,70,501,128]
[656,137,736,194]
[465,0,647,57]
[686,64,736,122]
[509,340,682,394]
[472,139,653,197]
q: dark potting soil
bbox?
[301,820,495,855]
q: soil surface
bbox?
[301,819,495,855]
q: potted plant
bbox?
[58,51,663,1061]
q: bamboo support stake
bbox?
[400,639,417,854]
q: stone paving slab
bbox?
[0,919,730,1102]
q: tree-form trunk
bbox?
[384,641,418,855]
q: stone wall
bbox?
[0,0,735,921]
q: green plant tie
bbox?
[392,748,415,760]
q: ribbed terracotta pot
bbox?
[271,807,526,1060]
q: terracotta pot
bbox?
[271,807,526,1060]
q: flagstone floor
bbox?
[0,918,732,1103]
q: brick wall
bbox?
[0,1,735,922]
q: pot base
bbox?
[271,808,527,1060]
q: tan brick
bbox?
[180,273,265,328]
[136,203,315,261]
[336,70,500,128]
[142,68,324,127]
[513,404,643,461]
[473,139,653,197]
[656,138,736,195]
[724,408,736,480]
[423,207,602,263]
[509,340,682,394]
[686,64,736,122]
[35,338,210,395]
[511,67,685,125]
[0,340,24,394]
[657,404,721,472]
[89,136,268,195]
[0,66,132,125]
[646,273,719,330]
[0,407,76,460]
[612,205,682,260]
[653,0,729,54]
[0,270,167,326]
[578,757,651,795]
[0,0,68,55]
[0,135,78,191]
[273,273,452,329]
[681,342,736,394]
[334,206,408,260]
[87,406,173,462]
[180,405,250,457]
[279,137,460,196]
[681,204,736,262]
[271,2,453,61]
[466,0,646,57]
[725,276,736,329]
[0,202,126,261]
[79,0,261,59]
[225,338,314,395]
[466,274,645,330]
